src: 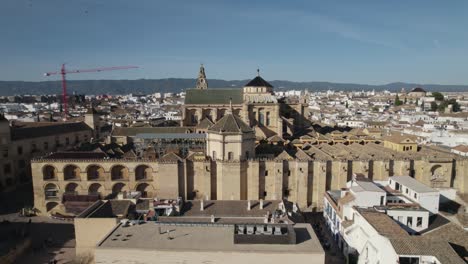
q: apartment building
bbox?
[323,175,451,262]
[0,113,95,191]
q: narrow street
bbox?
[304,212,346,264]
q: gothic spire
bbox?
[227,97,233,114]
[196,64,208,90]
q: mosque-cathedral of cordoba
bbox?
[31,66,468,213]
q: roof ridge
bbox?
[232,114,241,131]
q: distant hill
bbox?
[0,79,467,96]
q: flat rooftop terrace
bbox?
[181,200,281,217]
[390,176,436,193]
[98,222,323,254]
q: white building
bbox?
[452,145,468,157]
[338,120,366,128]
[323,177,386,241]
[388,176,439,214]
[322,176,455,263]
[163,111,182,121]
[344,209,464,264]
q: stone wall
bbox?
[31,155,467,213]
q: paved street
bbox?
[0,182,76,264]
[0,214,76,264]
[304,212,346,264]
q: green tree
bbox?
[430,101,438,111]
[432,92,444,101]
[438,101,448,112]
[448,99,461,112]
[433,99,461,112]
[394,94,403,106]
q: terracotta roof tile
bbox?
[208,113,253,134]
[11,122,91,140]
[390,238,465,264]
[452,145,468,153]
[359,209,409,238]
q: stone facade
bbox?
[383,133,418,152]
[182,66,308,139]
[31,142,468,213]
[0,113,93,191]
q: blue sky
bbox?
[1,0,468,84]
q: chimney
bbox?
[260,199,264,209]
[264,214,268,223]
[211,215,215,223]
[247,200,251,211]
[200,199,204,211]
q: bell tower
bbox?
[196,64,208,90]
[84,107,100,139]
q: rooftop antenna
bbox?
[257,68,260,77]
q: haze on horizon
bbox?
[1,0,468,85]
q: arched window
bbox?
[219,109,227,118]
[88,183,103,196]
[111,165,128,181]
[135,165,152,181]
[136,183,152,198]
[65,183,78,194]
[43,165,57,180]
[431,165,442,175]
[87,165,104,181]
[191,114,197,124]
[112,183,126,194]
[258,109,265,125]
[64,165,81,180]
[44,183,59,199]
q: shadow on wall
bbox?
[294,227,312,244]
[439,195,461,215]
[0,183,34,215]
[0,220,75,263]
